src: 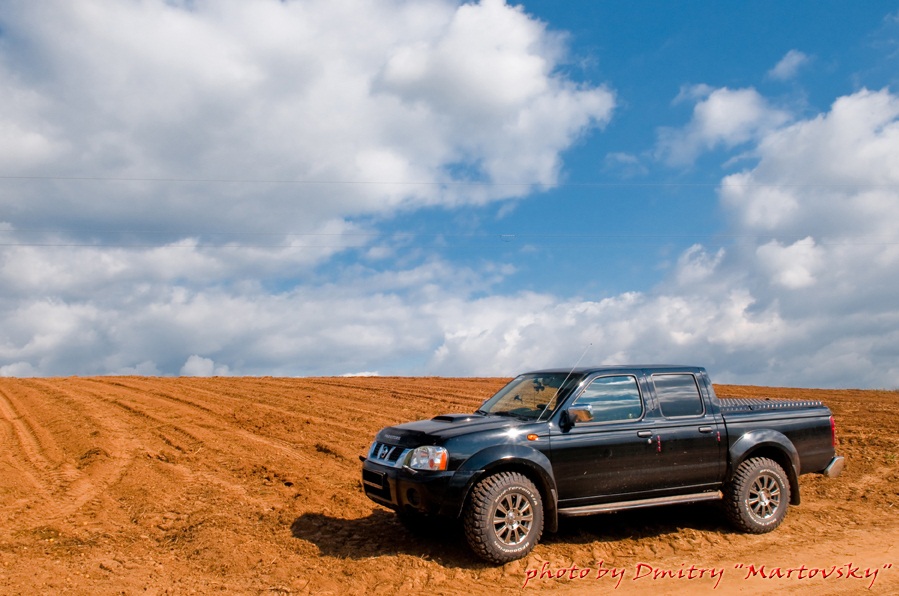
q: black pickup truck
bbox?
[360,365,844,563]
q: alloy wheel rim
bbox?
[492,491,533,545]
[747,472,782,520]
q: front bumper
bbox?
[361,457,461,516]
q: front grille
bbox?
[369,441,406,466]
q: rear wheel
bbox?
[463,471,543,563]
[725,457,790,533]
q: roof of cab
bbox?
[524,364,706,375]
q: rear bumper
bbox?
[822,455,845,478]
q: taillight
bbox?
[830,415,838,447]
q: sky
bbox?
[1,0,899,388]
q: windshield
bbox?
[477,373,584,421]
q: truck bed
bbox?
[718,397,824,413]
[718,397,835,475]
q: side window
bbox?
[571,375,643,423]
[652,374,704,417]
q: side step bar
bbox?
[558,490,723,517]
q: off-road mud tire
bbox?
[463,471,543,563]
[725,457,791,533]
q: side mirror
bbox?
[559,409,573,432]
[559,404,593,432]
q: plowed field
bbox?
[0,377,896,594]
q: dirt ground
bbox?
[0,376,896,595]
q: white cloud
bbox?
[756,237,823,289]
[181,355,231,377]
[719,172,800,230]
[0,0,614,244]
[721,89,899,305]
[0,0,615,377]
[0,362,39,378]
[767,49,811,81]
[674,244,725,287]
[656,86,790,165]
[603,152,649,178]
[378,0,555,114]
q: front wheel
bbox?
[463,471,543,563]
[724,457,791,533]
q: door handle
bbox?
[698,426,714,433]
[637,430,653,438]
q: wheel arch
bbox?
[728,430,801,506]
[451,445,559,532]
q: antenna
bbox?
[537,343,592,420]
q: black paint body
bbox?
[361,365,839,531]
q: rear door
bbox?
[645,372,723,489]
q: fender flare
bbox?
[447,444,559,532]
[728,429,802,505]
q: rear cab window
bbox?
[651,373,704,418]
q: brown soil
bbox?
[0,377,896,594]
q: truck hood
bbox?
[375,413,524,446]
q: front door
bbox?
[549,374,659,506]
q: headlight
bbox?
[407,446,448,471]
